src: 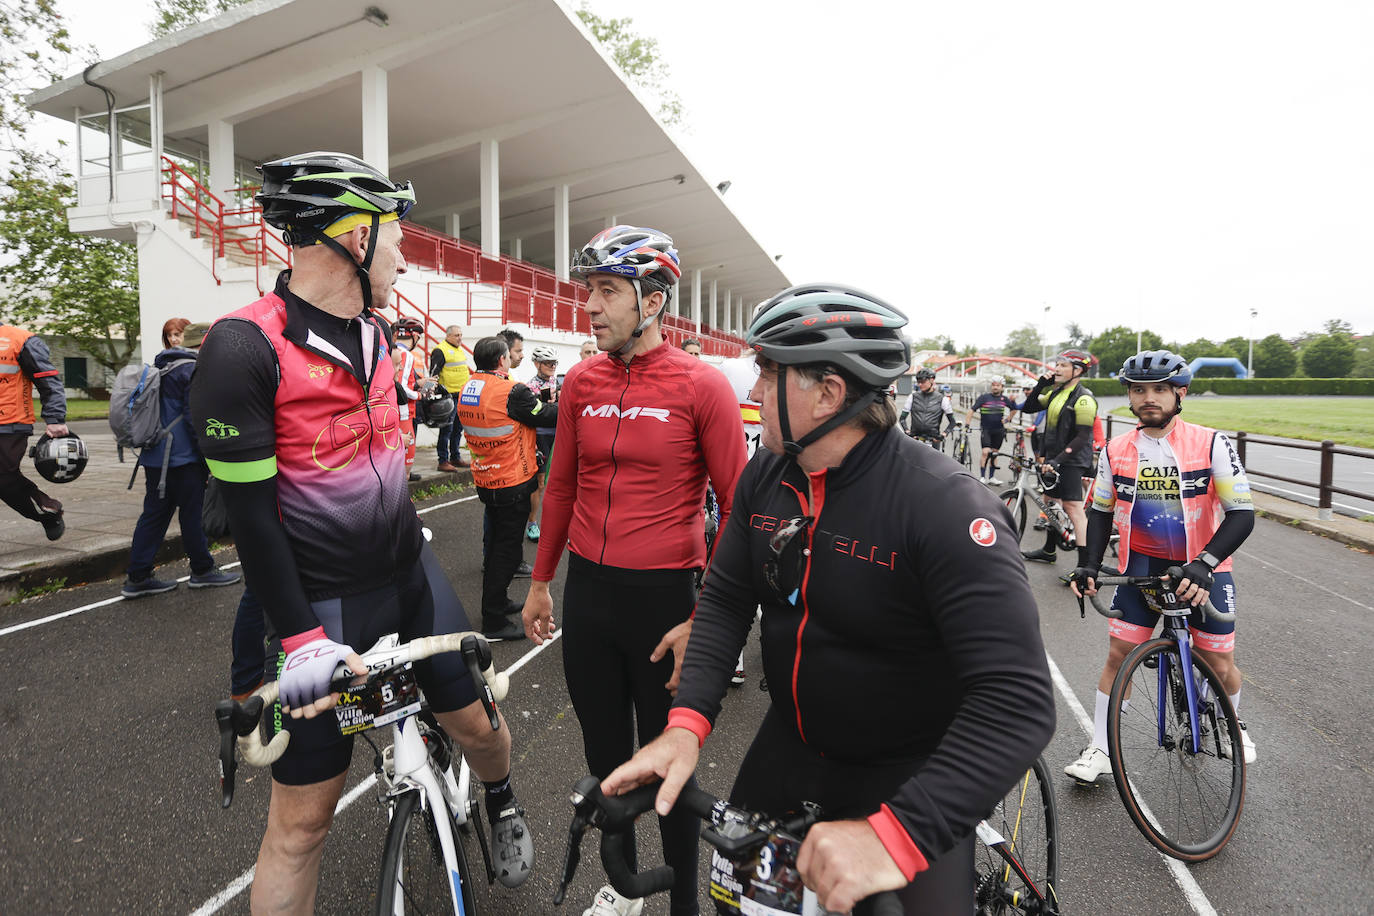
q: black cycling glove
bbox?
[1068,565,1099,591]
[1177,559,1215,594]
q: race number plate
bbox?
[334,665,422,736]
[736,831,826,916]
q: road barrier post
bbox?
[1319,440,1335,520]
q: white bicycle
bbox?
[216,631,510,915]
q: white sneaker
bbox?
[1240,722,1256,764]
[583,885,644,916]
[731,650,746,686]
[1064,746,1112,783]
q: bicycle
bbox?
[950,423,974,472]
[555,769,1060,916]
[997,458,1076,552]
[908,428,944,451]
[1081,570,1246,861]
[215,632,511,915]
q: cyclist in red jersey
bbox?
[521,225,747,916]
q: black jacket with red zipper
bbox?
[670,424,1054,874]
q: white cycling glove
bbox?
[280,627,355,711]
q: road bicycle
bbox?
[1083,571,1245,861]
[215,632,510,915]
[997,458,1076,552]
[555,767,1060,916]
[950,422,974,472]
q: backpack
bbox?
[109,357,196,497]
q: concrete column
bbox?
[360,66,388,173]
[513,238,522,261]
[207,119,234,197]
[149,74,164,199]
[709,279,718,331]
[445,212,460,239]
[691,269,702,332]
[554,184,570,281]
[724,289,733,333]
[480,139,500,257]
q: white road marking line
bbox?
[1237,549,1373,611]
[1046,651,1217,916]
[1,491,480,639]
[191,634,550,915]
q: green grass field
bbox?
[38,398,112,421]
[1110,397,1374,448]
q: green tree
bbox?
[1086,326,1163,378]
[1323,318,1354,336]
[576,3,684,127]
[1251,334,1297,378]
[0,0,73,151]
[0,150,140,376]
[1002,324,1042,359]
[149,0,249,38]
[1350,335,1374,378]
[1064,321,1090,349]
[1300,333,1356,378]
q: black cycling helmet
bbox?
[747,283,910,390]
[256,151,416,315]
[392,317,424,339]
[416,386,456,428]
[747,283,910,456]
[914,367,936,382]
[1119,349,1193,387]
[1055,348,1098,373]
[30,433,88,483]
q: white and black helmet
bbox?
[30,433,88,483]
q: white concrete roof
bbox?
[27,0,790,303]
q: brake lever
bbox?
[461,635,500,731]
[555,775,602,905]
[214,695,266,808]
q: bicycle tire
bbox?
[975,755,1061,915]
[998,489,1028,542]
[1107,639,1245,861]
[376,788,478,915]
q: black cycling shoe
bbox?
[1021,548,1057,563]
[489,802,534,888]
[482,619,526,642]
[512,561,533,578]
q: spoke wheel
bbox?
[999,488,1028,543]
[1107,639,1245,861]
[376,789,477,915]
[975,756,1061,915]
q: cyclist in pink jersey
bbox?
[521,226,746,916]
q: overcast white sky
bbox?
[39,0,1374,351]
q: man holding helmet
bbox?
[1066,350,1256,783]
[602,283,1053,915]
[190,152,534,911]
[0,321,70,540]
[1019,348,1098,571]
[522,225,746,916]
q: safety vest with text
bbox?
[456,371,538,490]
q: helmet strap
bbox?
[776,365,880,457]
[614,278,663,358]
[290,213,382,315]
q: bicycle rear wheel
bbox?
[376,788,477,915]
[975,755,1060,915]
[1107,639,1245,861]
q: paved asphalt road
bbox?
[0,488,1369,915]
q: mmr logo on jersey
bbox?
[581,404,671,422]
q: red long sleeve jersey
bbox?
[533,344,747,579]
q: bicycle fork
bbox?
[391,717,469,914]
[1158,626,1204,756]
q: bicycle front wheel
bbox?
[376,788,478,915]
[975,755,1060,915]
[1107,639,1245,861]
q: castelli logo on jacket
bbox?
[969,517,997,547]
[581,404,670,422]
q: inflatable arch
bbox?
[1186,357,1248,379]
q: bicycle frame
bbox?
[1152,609,1206,755]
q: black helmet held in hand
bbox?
[30,433,89,483]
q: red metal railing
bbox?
[159,161,748,351]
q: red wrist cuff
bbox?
[666,708,712,747]
[866,805,929,880]
[282,626,326,655]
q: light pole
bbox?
[1247,309,1258,378]
[1040,304,1051,368]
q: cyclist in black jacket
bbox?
[603,284,1054,915]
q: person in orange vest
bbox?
[456,335,555,640]
[0,323,69,540]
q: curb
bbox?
[1254,506,1374,554]
[0,468,475,603]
